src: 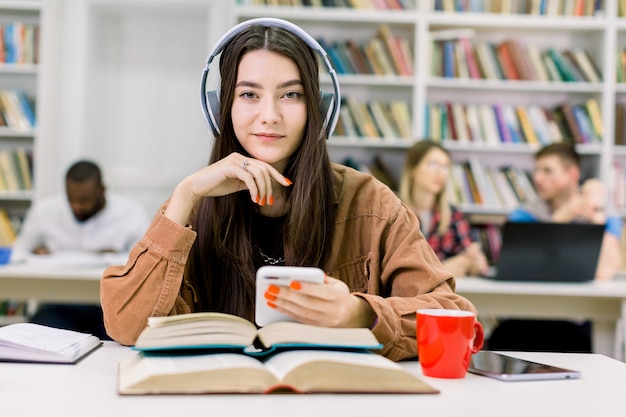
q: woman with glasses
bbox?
[399,140,488,278]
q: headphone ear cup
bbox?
[206,90,221,136]
[319,91,335,138]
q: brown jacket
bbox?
[101,164,476,361]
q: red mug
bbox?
[417,309,484,378]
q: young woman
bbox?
[399,140,488,278]
[100,20,476,361]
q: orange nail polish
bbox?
[290,281,301,290]
[261,197,266,206]
[284,178,293,185]
[255,195,260,204]
[267,301,277,309]
[264,292,277,301]
[269,196,274,206]
[267,284,280,294]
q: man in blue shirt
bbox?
[508,143,622,279]
[489,143,623,353]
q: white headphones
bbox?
[200,17,341,139]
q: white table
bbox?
[3,342,626,417]
[456,276,626,361]
[0,262,103,303]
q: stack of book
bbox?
[117,312,437,395]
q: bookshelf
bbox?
[231,1,626,220]
[0,1,39,232]
[0,1,42,325]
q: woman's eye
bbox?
[284,91,302,99]
[240,91,257,99]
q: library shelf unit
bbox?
[0,1,40,225]
[231,1,626,220]
[0,1,43,326]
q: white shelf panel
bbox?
[0,190,32,201]
[234,6,419,24]
[427,78,604,93]
[427,13,606,31]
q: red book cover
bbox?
[496,43,520,80]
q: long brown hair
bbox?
[399,140,452,235]
[188,23,336,321]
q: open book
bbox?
[0,323,102,364]
[133,312,383,355]
[118,349,438,395]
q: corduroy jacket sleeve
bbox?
[325,164,477,361]
[100,209,197,346]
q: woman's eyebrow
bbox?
[235,79,302,89]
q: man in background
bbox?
[12,160,150,338]
[508,143,622,279]
[489,143,623,352]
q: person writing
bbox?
[508,143,622,280]
[100,18,477,361]
[12,160,150,338]
[399,140,489,278]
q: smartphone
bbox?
[468,350,581,381]
[254,266,325,327]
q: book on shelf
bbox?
[119,311,436,395]
[615,102,625,145]
[496,42,521,80]
[0,208,16,246]
[0,322,102,364]
[377,24,411,76]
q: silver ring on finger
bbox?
[242,160,249,172]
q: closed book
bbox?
[515,106,540,144]
[462,162,482,204]
[526,44,549,81]
[368,100,396,138]
[345,39,372,74]
[501,104,524,143]
[546,48,578,82]
[502,39,535,80]
[0,149,19,190]
[478,103,501,145]
[571,48,601,83]
[557,103,586,144]
[377,24,410,76]
[459,37,481,79]
[474,42,499,80]
[493,104,512,143]
[615,103,625,145]
[465,103,483,142]
[389,101,412,138]
[585,98,603,139]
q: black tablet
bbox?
[468,351,581,381]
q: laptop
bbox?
[491,222,605,283]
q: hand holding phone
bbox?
[254,266,324,327]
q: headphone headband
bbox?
[200,17,341,139]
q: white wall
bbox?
[37,0,230,214]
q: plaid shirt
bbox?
[422,206,473,261]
